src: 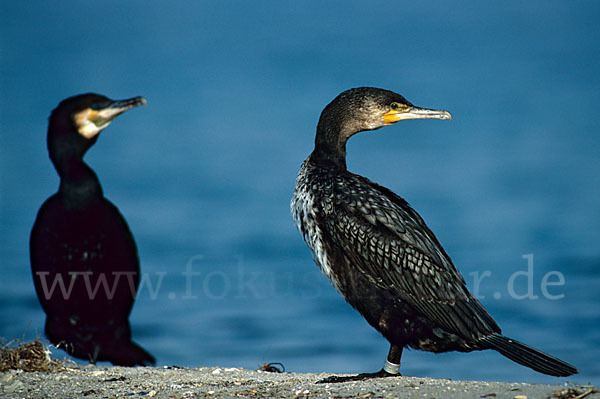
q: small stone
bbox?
[212,368,222,375]
[3,380,24,393]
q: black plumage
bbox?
[30,93,155,366]
[291,87,577,381]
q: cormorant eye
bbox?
[390,102,400,110]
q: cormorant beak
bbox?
[74,96,147,139]
[383,106,452,125]
[88,96,147,127]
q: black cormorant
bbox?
[30,93,155,366]
[291,87,577,382]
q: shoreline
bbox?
[1,365,597,399]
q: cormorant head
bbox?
[320,87,451,138]
[314,87,451,167]
[47,93,146,161]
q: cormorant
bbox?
[291,87,577,382]
[30,93,155,366]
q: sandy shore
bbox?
[0,366,597,399]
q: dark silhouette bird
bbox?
[291,87,577,382]
[30,93,155,366]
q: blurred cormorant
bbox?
[30,93,155,366]
[291,87,577,382]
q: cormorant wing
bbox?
[30,196,140,322]
[324,173,500,341]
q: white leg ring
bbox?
[383,359,400,375]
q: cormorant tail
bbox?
[105,340,156,367]
[479,334,577,377]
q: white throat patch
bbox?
[73,109,110,139]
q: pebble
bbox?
[3,380,24,393]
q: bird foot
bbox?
[316,368,401,384]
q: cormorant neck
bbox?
[311,112,356,170]
[51,152,103,208]
[47,117,103,207]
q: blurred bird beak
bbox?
[383,106,452,125]
[74,96,147,139]
[88,96,147,128]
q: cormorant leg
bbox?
[383,344,402,374]
[316,345,403,384]
[89,345,100,365]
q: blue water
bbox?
[1,1,599,385]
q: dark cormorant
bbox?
[291,87,577,382]
[30,93,155,366]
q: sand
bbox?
[1,365,597,399]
